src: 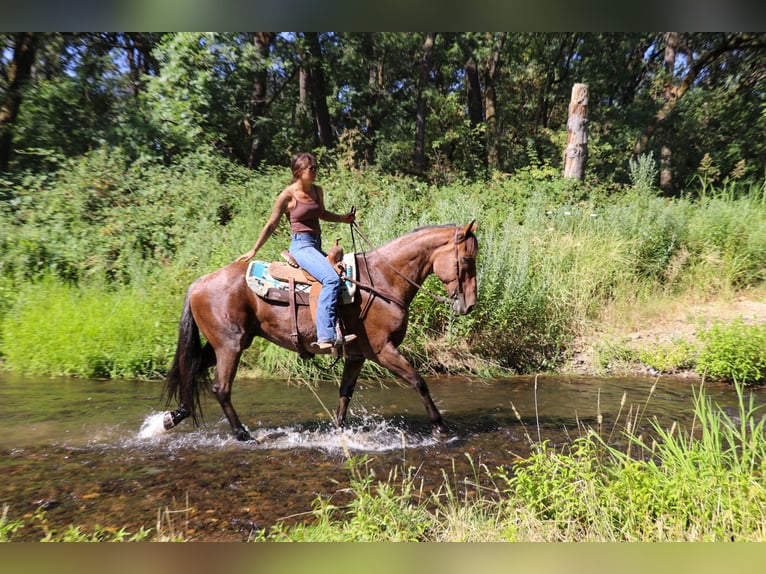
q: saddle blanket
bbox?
[245,253,356,305]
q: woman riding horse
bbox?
[236,152,356,350]
[164,217,479,442]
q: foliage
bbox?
[257,384,766,542]
[260,458,433,542]
[3,33,765,187]
[504,385,766,541]
[637,338,696,374]
[0,504,156,542]
[1,276,178,378]
[0,505,24,542]
[1,146,765,379]
[697,320,766,385]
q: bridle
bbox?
[350,222,473,308]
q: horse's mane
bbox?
[369,224,464,253]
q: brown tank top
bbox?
[288,187,324,234]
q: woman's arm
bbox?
[316,186,356,224]
[236,191,292,262]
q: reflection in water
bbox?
[0,372,762,540]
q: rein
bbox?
[349,221,457,306]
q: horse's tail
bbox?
[163,285,209,427]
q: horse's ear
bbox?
[462,220,477,236]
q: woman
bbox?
[237,152,356,350]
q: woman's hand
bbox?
[341,208,356,224]
[236,248,256,263]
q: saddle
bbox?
[246,238,355,307]
[245,239,357,357]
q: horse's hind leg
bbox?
[335,357,366,428]
[212,349,253,441]
[164,342,216,430]
[375,343,450,441]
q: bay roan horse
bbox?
[163,222,478,441]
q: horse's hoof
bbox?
[163,411,175,430]
[235,428,257,442]
[432,425,453,442]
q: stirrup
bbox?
[311,334,357,351]
[337,334,357,345]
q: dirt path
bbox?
[563,292,766,378]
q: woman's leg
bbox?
[289,234,341,343]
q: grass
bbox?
[0,500,190,542]
[251,382,766,542]
[1,153,764,380]
[0,276,178,379]
[3,381,763,542]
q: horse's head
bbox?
[433,221,479,315]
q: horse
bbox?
[162,222,479,442]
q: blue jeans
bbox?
[289,233,341,343]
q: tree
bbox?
[0,32,763,188]
[634,33,766,189]
[302,32,334,149]
[413,32,436,173]
[0,33,37,172]
[481,33,505,172]
[246,32,275,169]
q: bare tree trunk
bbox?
[0,32,37,172]
[298,68,309,114]
[563,83,588,180]
[465,57,483,126]
[659,146,673,192]
[413,32,435,173]
[362,33,383,167]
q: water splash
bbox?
[130,411,436,454]
[252,416,435,453]
[138,412,168,439]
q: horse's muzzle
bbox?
[451,293,476,315]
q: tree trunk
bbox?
[247,32,274,169]
[362,33,383,167]
[413,32,435,173]
[465,57,483,126]
[303,32,333,149]
[483,33,505,172]
[0,32,37,172]
[657,32,678,193]
[563,83,588,180]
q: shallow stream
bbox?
[1,372,761,540]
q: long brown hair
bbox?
[290,152,316,183]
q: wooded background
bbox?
[1,32,764,192]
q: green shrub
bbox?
[697,319,766,385]
[2,146,766,378]
[637,338,697,374]
[1,276,177,378]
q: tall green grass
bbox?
[505,383,766,541]
[1,148,765,379]
[256,383,766,542]
[1,275,178,378]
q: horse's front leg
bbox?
[374,343,451,441]
[212,349,254,442]
[335,356,366,429]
